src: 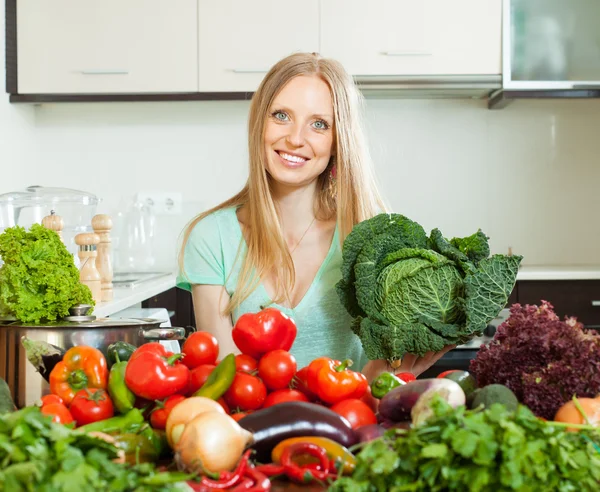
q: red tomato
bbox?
[38,394,64,407]
[181,332,219,369]
[263,389,309,408]
[224,373,267,411]
[186,364,216,395]
[330,399,377,430]
[437,370,460,379]
[230,412,249,422]
[70,389,114,426]
[217,397,230,414]
[41,403,73,425]
[235,354,258,374]
[150,394,186,430]
[258,350,297,391]
[293,366,318,401]
[395,372,417,383]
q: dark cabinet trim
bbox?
[5,0,17,94]
[9,92,254,103]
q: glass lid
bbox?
[0,186,99,207]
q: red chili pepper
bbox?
[232,307,297,359]
[228,478,254,491]
[280,442,332,484]
[199,450,252,489]
[254,463,285,477]
[306,357,368,405]
[124,343,190,400]
[242,467,271,491]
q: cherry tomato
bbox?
[395,372,417,383]
[186,364,216,395]
[181,332,219,369]
[258,350,297,391]
[41,403,73,425]
[230,411,249,422]
[263,389,309,408]
[330,399,377,430]
[235,354,258,374]
[224,372,267,411]
[150,394,186,430]
[69,388,114,427]
[38,394,64,407]
[293,366,318,401]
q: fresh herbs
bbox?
[0,406,191,491]
[470,301,600,420]
[331,398,600,492]
[0,224,94,323]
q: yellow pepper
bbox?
[271,436,356,475]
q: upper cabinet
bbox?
[320,0,502,77]
[17,0,198,94]
[197,0,320,92]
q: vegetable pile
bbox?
[470,300,600,420]
[331,397,600,492]
[0,224,94,323]
[336,213,522,362]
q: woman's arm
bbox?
[191,284,240,357]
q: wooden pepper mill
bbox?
[92,214,114,302]
[41,210,64,241]
[74,232,102,304]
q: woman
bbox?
[177,52,452,381]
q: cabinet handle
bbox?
[232,68,268,74]
[382,51,431,57]
[592,301,600,307]
[80,70,130,75]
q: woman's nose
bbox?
[285,123,306,147]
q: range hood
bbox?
[489,0,600,109]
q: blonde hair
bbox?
[179,52,386,315]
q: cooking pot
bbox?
[0,306,186,408]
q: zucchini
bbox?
[106,341,137,368]
[0,377,16,413]
[20,336,65,383]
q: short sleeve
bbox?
[176,213,226,292]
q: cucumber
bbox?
[0,377,16,413]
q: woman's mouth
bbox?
[275,150,310,168]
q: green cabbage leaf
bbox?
[0,224,94,323]
[336,214,522,362]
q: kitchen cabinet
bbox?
[143,287,195,330]
[197,0,320,92]
[16,0,198,94]
[320,0,502,77]
[517,280,600,328]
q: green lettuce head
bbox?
[336,214,522,363]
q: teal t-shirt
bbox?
[176,207,367,370]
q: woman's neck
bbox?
[271,182,317,237]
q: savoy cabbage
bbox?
[336,214,522,362]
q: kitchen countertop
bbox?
[93,273,177,318]
[517,266,600,281]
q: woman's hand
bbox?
[362,345,456,383]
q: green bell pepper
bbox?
[193,353,236,400]
[370,371,404,399]
[106,341,137,368]
[107,357,136,414]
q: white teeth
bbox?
[279,152,307,163]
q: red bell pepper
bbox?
[232,307,297,359]
[49,346,108,405]
[124,343,190,400]
[307,357,368,405]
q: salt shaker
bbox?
[41,210,64,241]
[92,214,114,302]
[75,232,102,304]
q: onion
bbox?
[166,396,226,448]
[175,411,253,473]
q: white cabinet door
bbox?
[198,0,320,92]
[320,0,501,77]
[17,0,198,94]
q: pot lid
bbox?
[0,317,162,329]
[0,186,99,207]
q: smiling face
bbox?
[263,75,335,190]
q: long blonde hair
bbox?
[179,52,386,314]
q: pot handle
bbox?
[142,327,186,341]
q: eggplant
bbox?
[354,423,385,443]
[238,401,356,462]
[378,378,465,423]
[21,336,65,382]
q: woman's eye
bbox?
[313,120,329,130]
[272,111,289,121]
